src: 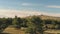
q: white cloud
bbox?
[21,3,41,6]
[0,9,60,18]
[21,3,32,6]
[46,5,60,8]
[0,9,42,18]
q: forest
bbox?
[0,15,60,34]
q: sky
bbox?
[0,0,60,17]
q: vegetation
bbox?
[0,15,60,34]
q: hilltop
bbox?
[25,15,60,21]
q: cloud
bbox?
[0,9,60,18]
[46,5,60,8]
[21,3,41,6]
[21,3,31,6]
[0,9,42,18]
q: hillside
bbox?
[0,15,60,34]
[25,15,60,20]
[40,15,60,20]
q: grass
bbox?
[3,26,60,34]
[3,27,25,34]
[44,29,60,34]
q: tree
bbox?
[12,16,19,29]
[21,18,28,27]
[25,18,36,34]
[25,16,44,34]
[31,16,44,34]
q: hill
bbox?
[25,15,60,20]
[0,15,60,34]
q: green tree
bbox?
[12,16,19,28]
[31,16,44,34]
[25,18,36,34]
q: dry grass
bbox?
[3,27,25,34]
[44,29,60,34]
